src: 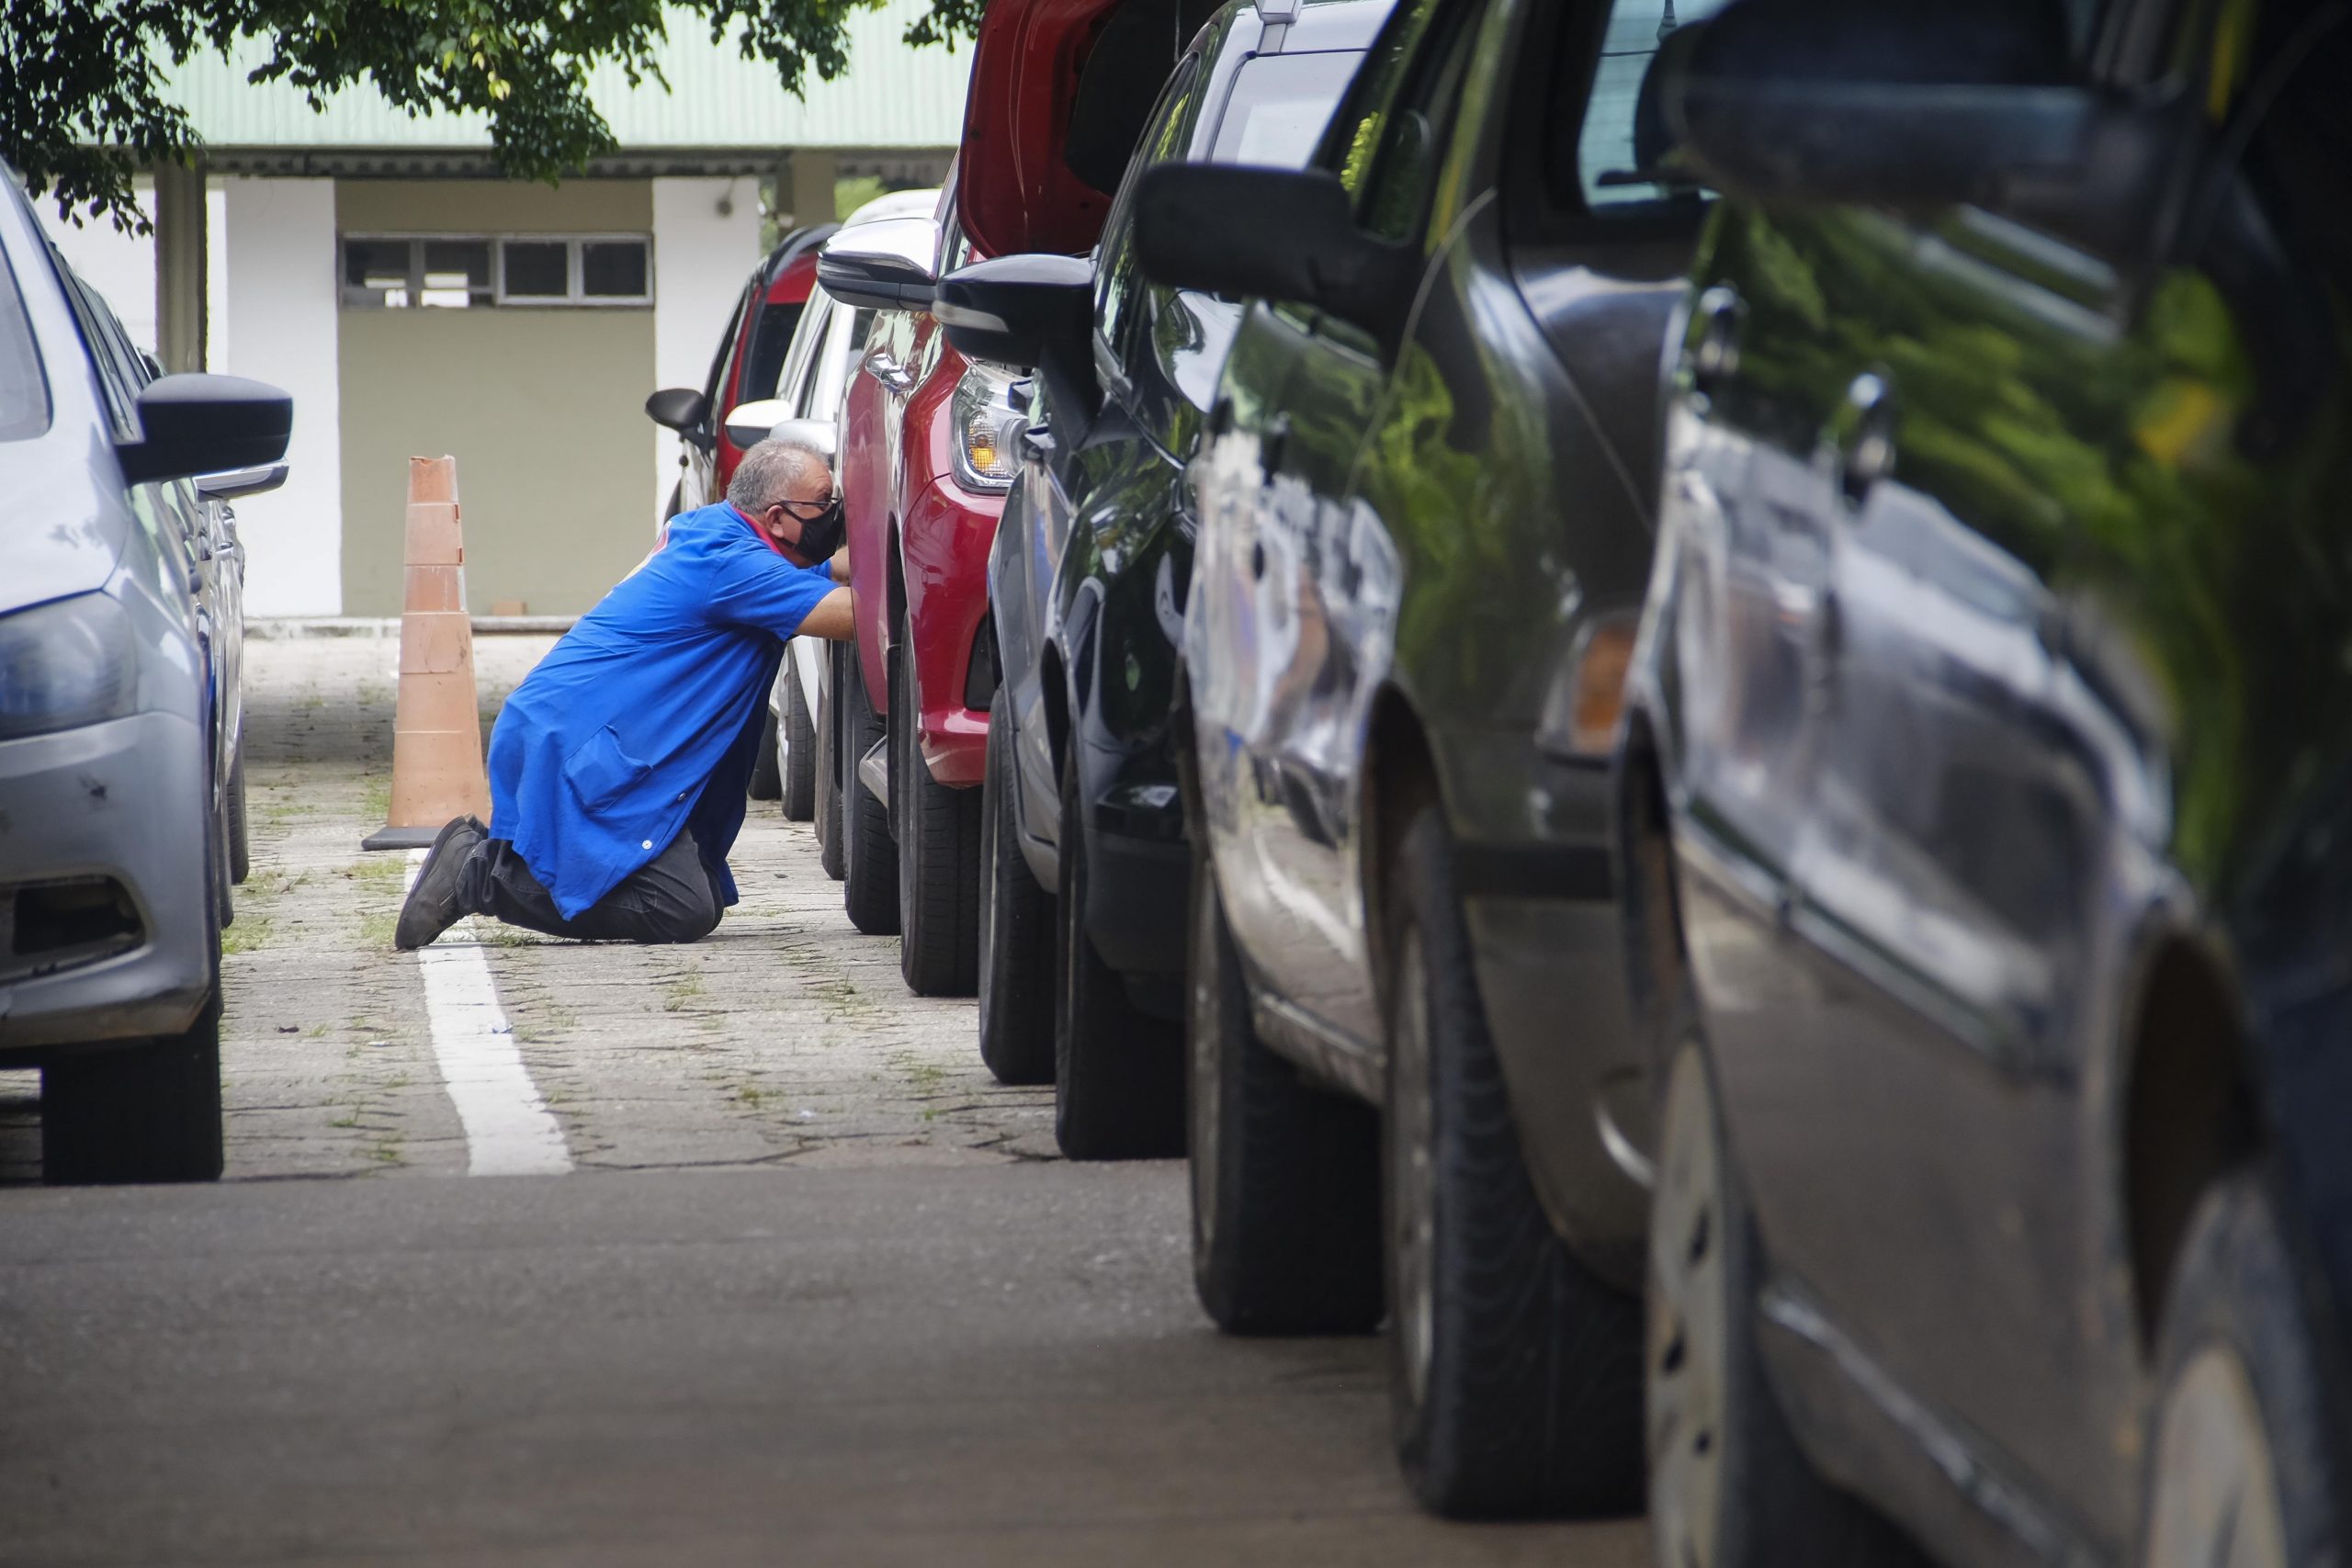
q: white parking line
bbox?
[405,850,572,1177]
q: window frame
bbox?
[337,231,656,310]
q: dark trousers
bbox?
[456,829,724,944]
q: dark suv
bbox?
[937,0,1392,1151]
[1125,0,1713,1518]
[1623,3,2352,1565]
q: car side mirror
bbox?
[195,463,288,502]
[815,217,941,311]
[726,409,840,461]
[1658,1,2172,263]
[1132,164,1417,350]
[645,387,710,436]
[117,373,292,486]
[933,254,1094,374]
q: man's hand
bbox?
[797,585,855,642]
[829,547,852,584]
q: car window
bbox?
[1338,0,1491,243]
[1569,0,1735,211]
[0,243,53,443]
[57,267,141,438]
[741,299,806,406]
[1207,51,1365,169]
[699,281,751,415]
[1096,52,1207,363]
[777,288,832,414]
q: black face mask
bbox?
[786,495,844,563]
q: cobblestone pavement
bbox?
[0,634,1649,1566]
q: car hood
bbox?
[0,441,130,615]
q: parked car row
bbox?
[0,165,293,1185]
[649,0,2350,1559]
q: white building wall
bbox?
[650,177,762,517]
[221,177,342,615]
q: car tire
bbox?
[227,740,251,886]
[1384,807,1642,1518]
[841,649,899,936]
[816,642,846,882]
[978,701,1055,1085]
[1649,1034,1926,1566]
[747,705,784,801]
[893,608,982,996]
[1190,834,1382,1332]
[1054,756,1183,1160]
[41,993,227,1185]
[780,660,817,822]
[2138,1170,2346,1568]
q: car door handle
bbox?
[1690,285,1745,392]
[1261,415,1290,474]
[1833,370,1897,505]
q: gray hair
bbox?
[727,436,831,513]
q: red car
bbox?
[814,0,1218,997]
[817,196,1022,992]
[644,221,838,522]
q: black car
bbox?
[937,0,1392,1152]
[1622,3,2352,1565]
[1126,0,1708,1517]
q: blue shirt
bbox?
[487,502,836,919]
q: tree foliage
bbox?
[0,0,978,232]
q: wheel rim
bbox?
[1649,1046,1728,1568]
[1389,929,1436,1415]
[1188,870,1223,1261]
[2143,1343,2289,1568]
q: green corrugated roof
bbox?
[168,0,968,151]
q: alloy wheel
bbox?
[1388,931,1436,1414]
[1649,1046,1728,1568]
[2143,1343,2288,1568]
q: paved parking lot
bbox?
[0,635,1648,1565]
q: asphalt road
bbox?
[0,637,1649,1567]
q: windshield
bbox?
[0,242,51,442]
[1575,0,1733,209]
[1208,51,1367,169]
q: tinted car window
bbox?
[0,244,52,442]
[1097,52,1206,358]
[741,300,805,405]
[1353,0,1489,243]
[1571,0,1733,210]
[1208,51,1365,168]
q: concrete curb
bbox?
[250,616,576,639]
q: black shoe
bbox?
[394,815,485,950]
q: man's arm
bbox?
[828,548,851,584]
[797,585,855,642]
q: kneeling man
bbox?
[395,437,852,949]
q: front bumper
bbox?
[0,711,214,1057]
[902,473,1001,789]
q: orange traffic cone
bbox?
[361,456,492,850]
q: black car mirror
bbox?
[933,254,1095,375]
[1131,164,1418,349]
[645,386,710,435]
[117,373,292,486]
[1660,0,2174,263]
[815,217,941,311]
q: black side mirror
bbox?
[933,254,1094,372]
[815,217,941,311]
[1132,164,1417,349]
[645,387,710,435]
[1660,3,2171,263]
[117,373,291,485]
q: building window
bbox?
[340,234,654,309]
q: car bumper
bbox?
[903,473,1002,789]
[0,711,214,1058]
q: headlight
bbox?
[949,363,1026,493]
[1536,613,1637,759]
[0,592,140,741]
